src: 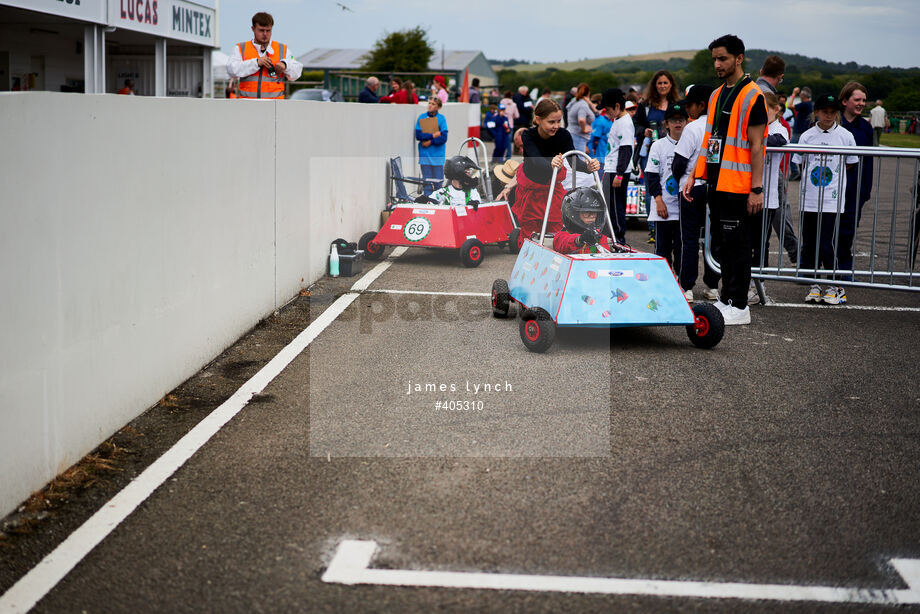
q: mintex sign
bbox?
[109,0,216,46]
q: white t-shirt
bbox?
[673,115,707,190]
[604,113,635,173]
[644,135,680,221]
[791,123,858,213]
[561,160,596,192]
[764,119,788,210]
[869,105,887,129]
[430,185,482,207]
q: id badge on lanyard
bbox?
[706,136,724,164]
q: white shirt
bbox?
[226,39,303,81]
[791,123,858,213]
[645,135,680,221]
[561,160,596,192]
[430,185,482,207]
[674,114,707,190]
[764,120,788,210]
[604,113,635,173]
[869,105,887,129]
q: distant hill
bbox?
[493,49,914,75]
[493,50,698,73]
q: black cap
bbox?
[684,84,714,105]
[600,88,625,111]
[665,102,689,121]
[814,93,840,111]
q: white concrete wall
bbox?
[0,92,474,516]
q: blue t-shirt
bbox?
[589,114,613,162]
[415,112,448,165]
[793,101,813,134]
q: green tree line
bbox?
[496,49,920,113]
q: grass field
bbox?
[494,50,697,73]
[880,133,920,148]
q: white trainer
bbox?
[805,284,823,303]
[822,285,848,305]
[683,289,694,302]
[713,299,729,312]
[722,303,751,325]
[703,287,720,300]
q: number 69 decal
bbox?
[402,217,431,242]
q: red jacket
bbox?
[553,231,611,254]
[380,89,418,104]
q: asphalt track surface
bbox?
[2,214,919,613]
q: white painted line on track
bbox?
[322,540,920,606]
[768,302,920,312]
[367,289,490,297]
[0,250,404,614]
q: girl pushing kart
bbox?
[514,99,600,248]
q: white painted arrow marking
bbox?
[322,540,920,606]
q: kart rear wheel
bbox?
[491,279,511,318]
[460,238,484,268]
[686,303,725,349]
[359,231,385,261]
[508,228,521,254]
[519,308,555,353]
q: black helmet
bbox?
[561,187,607,233]
[444,155,481,190]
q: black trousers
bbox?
[708,189,755,307]
[679,185,721,291]
[605,173,628,244]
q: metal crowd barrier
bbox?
[704,144,920,295]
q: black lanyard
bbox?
[711,77,746,137]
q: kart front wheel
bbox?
[491,279,510,318]
[359,231,385,261]
[460,238,484,268]
[519,308,555,353]
[686,303,725,349]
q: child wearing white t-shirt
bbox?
[430,155,483,207]
[602,88,634,243]
[644,102,688,270]
[791,94,858,305]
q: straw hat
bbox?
[493,159,520,184]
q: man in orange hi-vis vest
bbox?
[226,12,303,100]
[681,34,767,326]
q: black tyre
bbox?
[359,231,385,261]
[491,279,511,318]
[460,238,485,268]
[686,303,725,349]
[519,308,556,353]
[508,228,521,254]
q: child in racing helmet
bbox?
[553,186,611,254]
[429,155,483,209]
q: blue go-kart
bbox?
[490,151,725,353]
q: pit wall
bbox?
[0,92,475,516]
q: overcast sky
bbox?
[218,0,920,69]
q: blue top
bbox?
[840,114,874,203]
[645,106,666,135]
[483,111,509,141]
[358,86,379,103]
[415,112,449,165]
[589,113,613,162]
[793,101,813,134]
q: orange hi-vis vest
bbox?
[237,40,287,100]
[694,77,768,194]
